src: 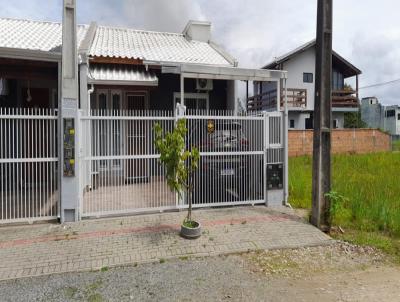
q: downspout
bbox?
[87,83,94,114]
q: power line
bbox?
[359,78,400,90]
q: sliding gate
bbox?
[80,109,285,218]
[0,108,59,224]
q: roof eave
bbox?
[209,41,237,67]
[332,50,362,76]
[163,63,287,81]
[87,79,158,86]
[143,60,233,68]
[0,47,61,62]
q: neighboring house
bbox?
[248,40,362,130]
[361,97,400,136]
[0,15,287,223]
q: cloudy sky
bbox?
[1,0,399,105]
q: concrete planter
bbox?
[180,221,202,239]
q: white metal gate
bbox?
[0,108,59,223]
[80,108,285,218]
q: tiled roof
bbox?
[0,17,87,52]
[89,25,232,66]
[0,17,233,66]
[88,65,158,85]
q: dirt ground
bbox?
[244,242,400,302]
[0,241,399,302]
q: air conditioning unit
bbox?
[196,78,213,91]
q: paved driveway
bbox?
[0,206,332,280]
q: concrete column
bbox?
[60,0,80,222]
[311,0,333,230]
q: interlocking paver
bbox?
[0,206,332,280]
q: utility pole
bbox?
[60,0,80,222]
[311,0,332,230]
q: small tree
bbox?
[154,119,200,225]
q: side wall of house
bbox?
[332,112,345,129]
[384,106,400,136]
[282,47,316,111]
[288,112,310,130]
[361,103,384,129]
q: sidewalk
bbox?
[0,206,332,280]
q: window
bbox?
[174,92,209,111]
[303,73,313,83]
[386,110,395,118]
[332,70,344,91]
[289,119,295,129]
[333,119,338,129]
[398,113,400,121]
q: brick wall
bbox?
[289,129,391,157]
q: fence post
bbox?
[263,112,269,206]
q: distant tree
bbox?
[343,83,353,91]
[344,112,367,128]
[342,83,366,128]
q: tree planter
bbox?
[180,221,202,239]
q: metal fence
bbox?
[0,108,59,223]
[80,110,176,217]
[80,108,285,218]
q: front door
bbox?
[95,90,123,172]
[125,92,149,182]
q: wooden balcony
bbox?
[247,88,359,111]
[332,89,359,108]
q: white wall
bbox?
[332,112,345,129]
[385,106,400,135]
[282,47,316,111]
[288,112,310,130]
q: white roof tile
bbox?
[0,18,87,52]
[0,17,233,66]
[88,65,158,85]
[89,26,232,66]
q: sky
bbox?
[1,0,399,105]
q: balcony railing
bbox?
[332,89,359,108]
[247,88,359,111]
[247,88,306,111]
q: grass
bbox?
[64,287,78,299]
[393,140,400,152]
[289,152,400,253]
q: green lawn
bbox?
[289,153,400,237]
[393,140,400,152]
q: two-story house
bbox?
[248,40,362,129]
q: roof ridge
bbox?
[96,24,185,37]
[0,16,88,28]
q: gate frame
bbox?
[79,106,287,218]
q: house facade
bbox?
[248,40,362,130]
[0,11,287,224]
[361,97,400,136]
